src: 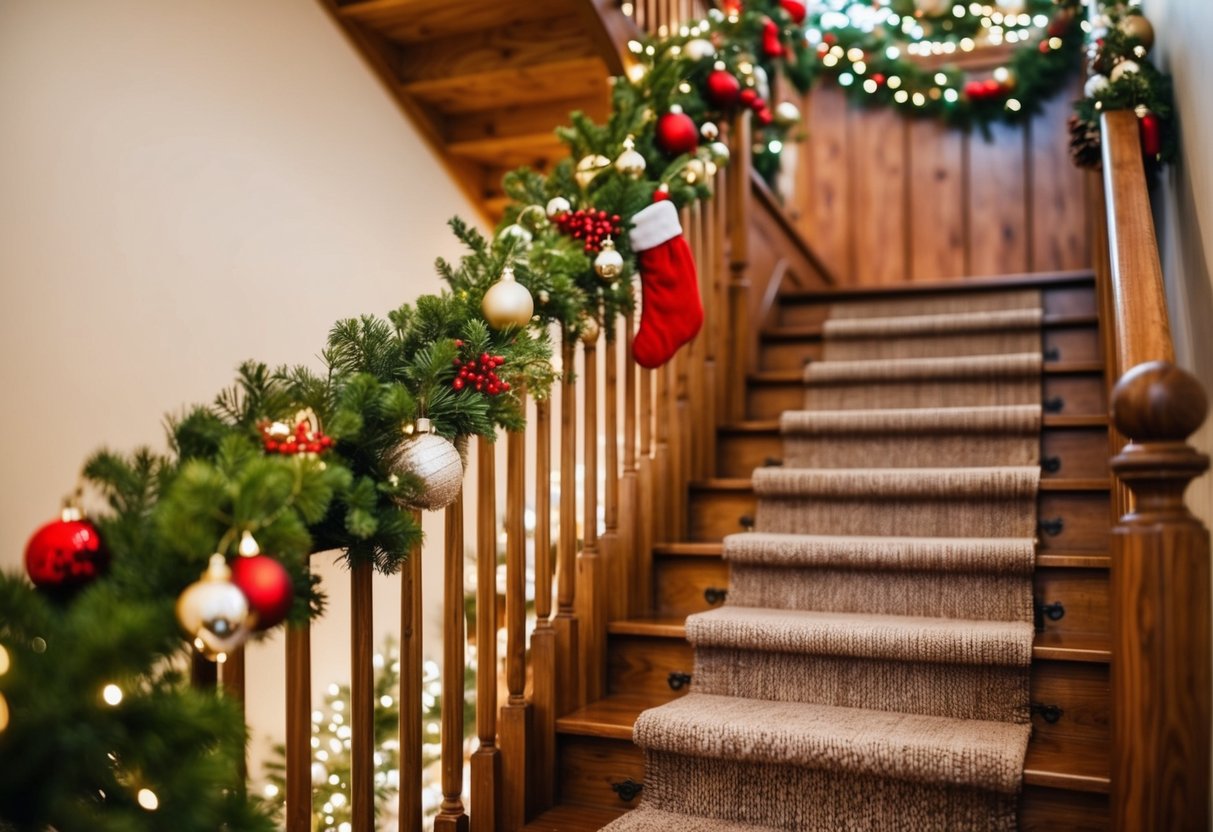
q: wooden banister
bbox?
[471,438,498,832]
[1098,110,1212,831]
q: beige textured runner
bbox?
[603,290,1043,831]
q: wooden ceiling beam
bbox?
[402,57,608,114]
[338,0,571,44]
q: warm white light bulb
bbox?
[137,789,159,811]
[102,684,123,706]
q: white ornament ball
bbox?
[753,65,771,102]
[481,265,534,330]
[387,419,464,511]
[684,158,707,183]
[683,38,717,62]
[700,121,719,141]
[709,141,731,164]
[774,101,802,126]
[546,196,571,218]
[176,554,252,661]
[615,136,647,178]
[594,238,625,282]
[1110,60,1140,83]
[1084,74,1110,98]
[498,223,532,245]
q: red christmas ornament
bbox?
[872,73,886,86]
[755,108,774,126]
[655,108,699,156]
[1139,111,1162,158]
[705,69,742,108]
[739,88,759,107]
[25,508,108,592]
[963,80,986,100]
[721,0,743,14]
[761,18,785,58]
[230,554,293,630]
[780,0,807,23]
[983,78,1005,97]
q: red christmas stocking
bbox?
[628,201,704,369]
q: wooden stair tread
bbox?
[558,693,1110,793]
[607,618,1109,663]
[779,270,1095,304]
[749,361,1102,384]
[521,803,626,831]
[688,477,1111,492]
[720,415,1109,434]
[762,313,1099,341]
[654,541,1110,569]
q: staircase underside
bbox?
[319,0,621,222]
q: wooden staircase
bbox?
[529,271,1114,831]
[318,0,625,222]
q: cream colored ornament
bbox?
[1084,74,1109,98]
[546,196,571,218]
[684,158,707,183]
[176,554,252,662]
[575,154,611,188]
[594,238,624,283]
[482,265,534,330]
[615,135,647,178]
[700,121,719,141]
[683,38,717,61]
[1110,60,1140,83]
[579,316,600,345]
[387,418,463,511]
[753,65,771,102]
[498,223,532,244]
[708,141,731,164]
[774,101,802,126]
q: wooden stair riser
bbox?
[556,734,645,810]
[653,556,730,617]
[759,322,1099,371]
[1020,787,1109,831]
[686,485,1112,552]
[776,282,1098,327]
[746,373,1107,420]
[716,424,1109,479]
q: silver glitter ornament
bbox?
[176,553,252,662]
[388,418,464,510]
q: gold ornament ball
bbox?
[387,419,464,511]
[700,121,719,141]
[482,265,534,330]
[683,38,717,61]
[176,554,253,661]
[1110,59,1140,83]
[1119,15,1154,52]
[579,317,600,345]
[615,136,647,179]
[575,154,611,189]
[594,238,624,282]
[684,158,707,183]
[709,141,731,164]
[546,196,571,218]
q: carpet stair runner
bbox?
[602,290,1045,831]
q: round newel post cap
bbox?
[1111,360,1209,443]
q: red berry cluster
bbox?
[260,419,333,455]
[551,209,623,254]
[963,78,1012,102]
[452,342,510,395]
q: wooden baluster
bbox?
[554,332,581,715]
[285,615,311,832]
[434,495,470,832]
[400,511,423,832]
[577,330,607,703]
[686,199,707,483]
[637,362,656,607]
[700,188,720,477]
[618,313,642,618]
[726,112,752,422]
[603,324,624,621]
[714,163,731,423]
[220,647,246,780]
[671,350,689,541]
[471,438,498,832]
[528,397,556,813]
[1109,362,1211,832]
[500,409,529,830]
[350,560,374,832]
[190,648,217,689]
[652,358,671,544]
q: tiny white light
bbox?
[854,61,867,74]
[888,76,902,89]
[944,88,960,102]
[863,79,879,93]
[961,37,976,51]
[886,46,901,60]
[137,789,159,811]
[839,72,854,86]
[1049,37,1063,49]
[953,4,966,16]
[847,47,864,62]
[1006,98,1023,112]
[380,695,394,707]
[264,784,280,798]
[102,684,123,706]
[912,92,926,106]
[0,645,8,677]
[993,67,1010,83]
[894,90,909,103]
[329,774,340,785]
[935,72,948,85]
[627,64,646,82]
[823,54,839,67]
[768,140,783,153]
[1034,14,1050,27]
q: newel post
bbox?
[1109,360,1211,831]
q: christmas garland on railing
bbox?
[1070,3,1175,167]
[0,3,808,828]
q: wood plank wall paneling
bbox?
[793,82,1090,285]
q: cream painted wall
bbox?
[0,0,488,783]
[1142,0,1213,526]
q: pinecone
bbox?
[1069,115,1102,169]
